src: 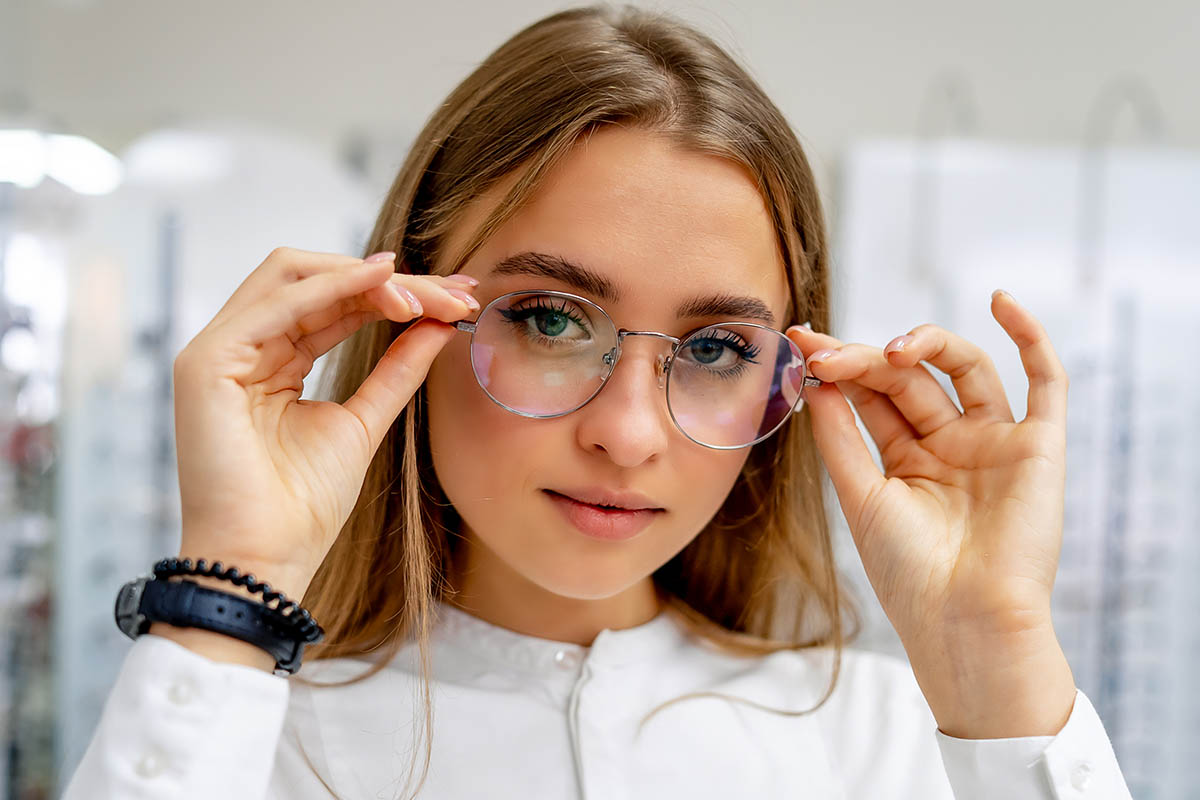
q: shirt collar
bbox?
[431,600,688,675]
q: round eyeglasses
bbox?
[452,289,823,450]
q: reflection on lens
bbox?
[470,291,617,417]
[667,323,805,448]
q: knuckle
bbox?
[910,322,939,337]
[382,349,423,391]
[173,346,203,383]
[838,342,868,357]
[172,349,189,377]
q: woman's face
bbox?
[425,126,792,614]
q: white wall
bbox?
[7,0,1199,223]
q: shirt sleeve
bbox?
[933,688,1132,799]
[60,633,290,800]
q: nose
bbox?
[574,335,674,467]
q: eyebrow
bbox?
[488,251,778,327]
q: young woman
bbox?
[65,5,1131,799]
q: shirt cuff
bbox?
[62,633,290,800]
[934,688,1132,799]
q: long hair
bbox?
[298,5,860,797]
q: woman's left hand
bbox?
[787,290,1077,739]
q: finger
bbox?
[786,323,842,360]
[398,274,481,321]
[287,271,474,341]
[342,318,459,454]
[222,258,401,346]
[235,273,480,387]
[294,262,479,354]
[803,379,889,527]
[990,290,1068,424]
[883,321,1016,424]
[837,380,918,467]
[295,308,386,365]
[250,306,392,397]
[793,332,962,437]
[213,247,391,325]
[788,328,918,454]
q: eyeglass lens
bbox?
[468,291,808,448]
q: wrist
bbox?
[906,623,1076,739]
[138,565,321,674]
[168,551,314,602]
[147,621,277,673]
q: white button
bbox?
[134,749,166,778]
[553,649,580,669]
[167,679,195,705]
[1070,760,1093,791]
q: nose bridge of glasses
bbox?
[607,329,679,384]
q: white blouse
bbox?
[63,601,1132,799]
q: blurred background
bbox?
[1,0,1197,797]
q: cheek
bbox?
[667,450,750,536]
[426,340,545,516]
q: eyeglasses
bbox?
[452,289,822,450]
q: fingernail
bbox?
[446,288,480,310]
[884,335,913,355]
[365,251,396,263]
[992,288,1015,303]
[394,285,422,315]
[808,348,838,365]
[445,274,479,286]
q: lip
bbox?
[543,489,665,541]
[546,486,664,511]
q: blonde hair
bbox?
[299,4,860,797]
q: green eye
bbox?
[536,311,569,337]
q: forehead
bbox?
[441,126,790,321]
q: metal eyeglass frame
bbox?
[452,288,823,450]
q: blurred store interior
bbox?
[0,0,1197,798]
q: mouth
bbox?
[543,487,665,512]
[542,490,665,541]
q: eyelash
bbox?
[499,298,591,344]
[682,331,761,381]
[498,296,763,377]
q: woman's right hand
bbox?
[171,247,480,601]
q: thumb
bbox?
[805,380,885,524]
[342,319,457,453]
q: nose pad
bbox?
[601,344,671,391]
[655,352,668,390]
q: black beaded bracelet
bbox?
[152,557,324,644]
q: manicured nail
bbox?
[446,288,480,310]
[445,274,479,286]
[885,335,914,355]
[365,251,396,263]
[394,285,422,315]
[808,348,838,365]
